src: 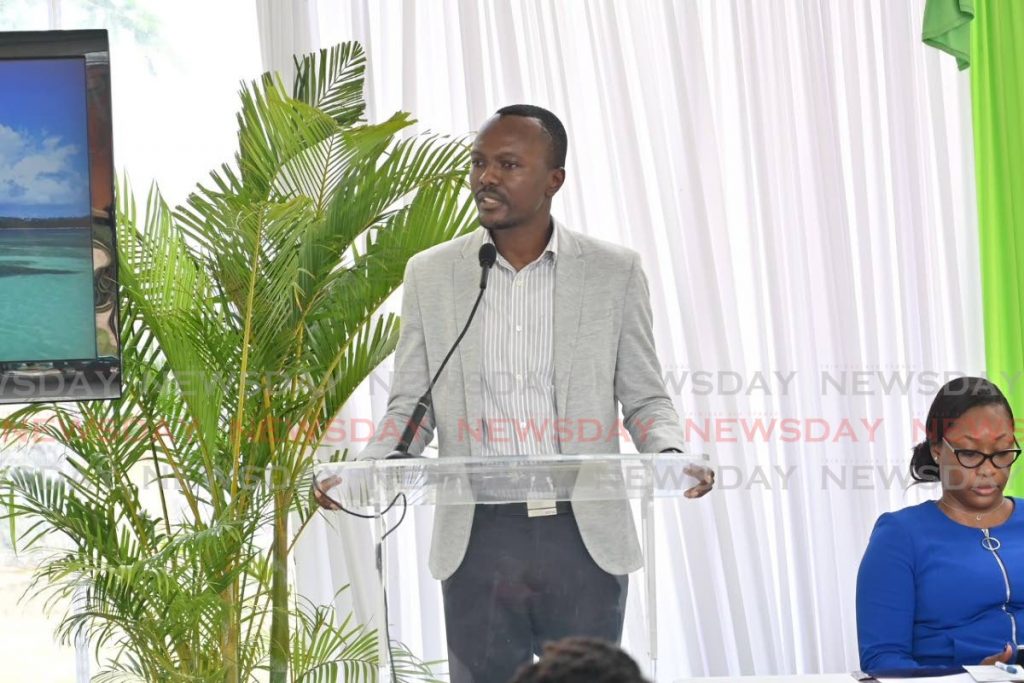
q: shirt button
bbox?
[515,374,523,382]
[515,280,524,287]
[516,325,522,333]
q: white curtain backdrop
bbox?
[256,0,319,88]
[265,0,985,678]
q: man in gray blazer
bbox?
[317,105,713,682]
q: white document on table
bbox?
[873,674,975,683]
[963,665,1024,682]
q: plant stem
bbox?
[222,579,240,683]
[269,486,290,683]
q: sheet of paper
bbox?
[963,665,1024,682]
[875,674,976,683]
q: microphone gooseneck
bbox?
[387,243,497,458]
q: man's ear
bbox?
[546,167,566,198]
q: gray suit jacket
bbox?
[361,221,685,580]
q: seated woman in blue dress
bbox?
[857,376,1023,669]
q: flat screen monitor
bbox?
[0,30,120,404]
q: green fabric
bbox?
[923,0,975,69]
[970,0,1024,491]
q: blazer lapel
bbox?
[553,225,584,417]
[454,230,485,456]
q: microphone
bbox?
[386,243,498,458]
[478,243,497,289]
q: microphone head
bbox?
[479,243,497,268]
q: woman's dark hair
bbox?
[910,376,1015,482]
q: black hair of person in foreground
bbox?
[507,637,650,683]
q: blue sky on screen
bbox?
[0,58,91,219]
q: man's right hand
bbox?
[980,643,1014,665]
[312,475,343,511]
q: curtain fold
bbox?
[255,0,320,85]
[970,0,1024,492]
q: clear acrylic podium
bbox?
[315,453,703,682]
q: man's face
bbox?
[470,115,564,230]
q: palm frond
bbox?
[292,43,366,127]
[2,40,467,682]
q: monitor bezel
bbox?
[0,29,122,405]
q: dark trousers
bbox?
[441,503,628,683]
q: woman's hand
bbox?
[980,643,1014,665]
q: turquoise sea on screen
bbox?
[0,228,97,362]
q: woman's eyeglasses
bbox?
[942,437,1022,469]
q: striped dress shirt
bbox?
[479,228,561,457]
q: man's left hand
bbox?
[683,463,715,499]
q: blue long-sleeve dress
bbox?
[857,498,1024,668]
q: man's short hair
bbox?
[495,104,568,169]
[508,637,650,683]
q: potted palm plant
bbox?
[1,42,474,682]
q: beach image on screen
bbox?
[0,58,96,363]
